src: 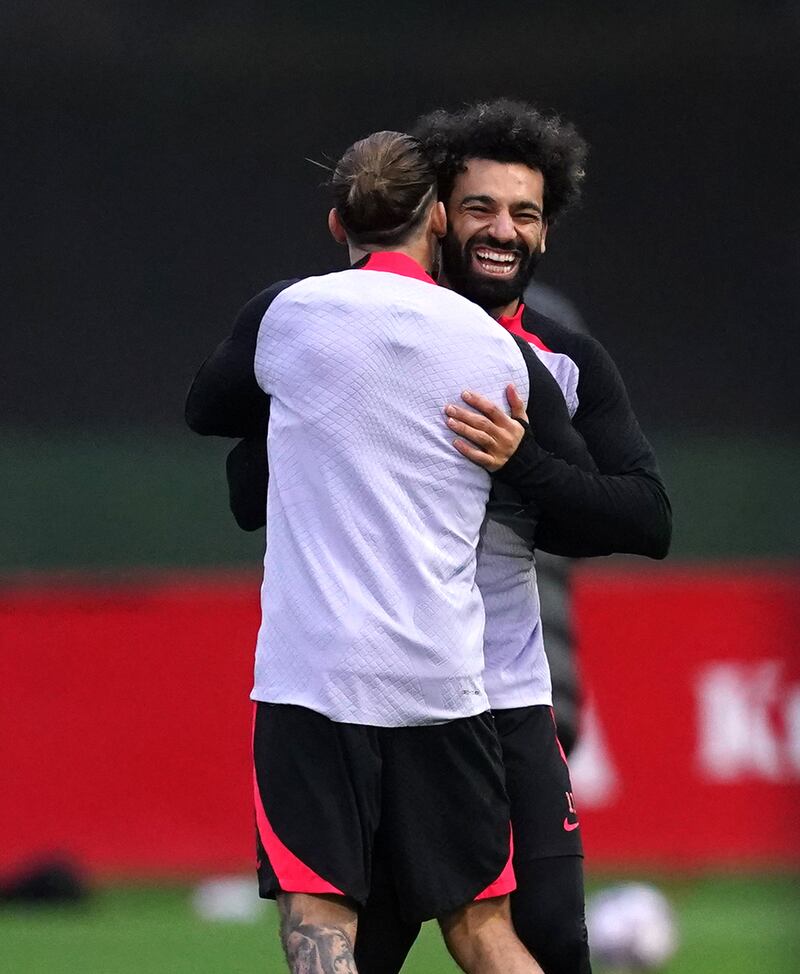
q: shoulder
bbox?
[231,278,301,339]
[428,287,520,347]
[520,306,624,403]
[252,274,361,328]
[269,268,391,308]
[242,278,301,316]
[520,306,607,367]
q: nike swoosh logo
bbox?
[563,818,580,832]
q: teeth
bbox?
[475,249,516,263]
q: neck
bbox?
[496,298,522,320]
[488,298,521,321]
[348,236,433,273]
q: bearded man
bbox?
[187,100,671,974]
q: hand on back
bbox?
[445,384,528,472]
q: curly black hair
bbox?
[413,99,588,224]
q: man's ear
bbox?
[430,200,447,239]
[328,208,348,245]
[540,220,548,255]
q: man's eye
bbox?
[466,206,490,214]
[516,213,541,223]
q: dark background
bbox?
[3,0,799,568]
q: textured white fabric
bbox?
[478,505,551,709]
[534,346,580,418]
[251,266,529,726]
[479,342,580,710]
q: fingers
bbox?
[446,415,495,449]
[445,394,515,434]
[452,387,527,427]
[445,388,526,473]
[506,383,529,423]
[445,404,498,440]
[452,438,501,472]
[460,389,506,422]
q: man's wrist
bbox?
[493,427,548,486]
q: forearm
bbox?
[226,431,269,531]
[497,432,672,558]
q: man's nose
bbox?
[489,210,516,243]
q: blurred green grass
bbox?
[1,874,798,973]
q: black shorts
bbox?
[494,705,584,861]
[252,702,514,923]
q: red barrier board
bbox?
[570,566,800,867]
[1,566,798,877]
[1,575,262,876]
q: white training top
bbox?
[251,252,529,726]
[477,496,550,709]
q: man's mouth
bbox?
[471,247,521,276]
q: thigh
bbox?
[253,702,381,905]
[380,712,514,924]
[494,705,584,860]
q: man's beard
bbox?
[440,232,542,311]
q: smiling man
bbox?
[349,100,671,974]
[419,100,670,560]
[441,157,548,309]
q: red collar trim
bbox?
[498,302,525,332]
[498,302,552,352]
[358,251,436,285]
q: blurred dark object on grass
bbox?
[0,857,90,906]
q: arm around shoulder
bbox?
[495,332,672,559]
[185,281,295,437]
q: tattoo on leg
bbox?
[279,903,357,974]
